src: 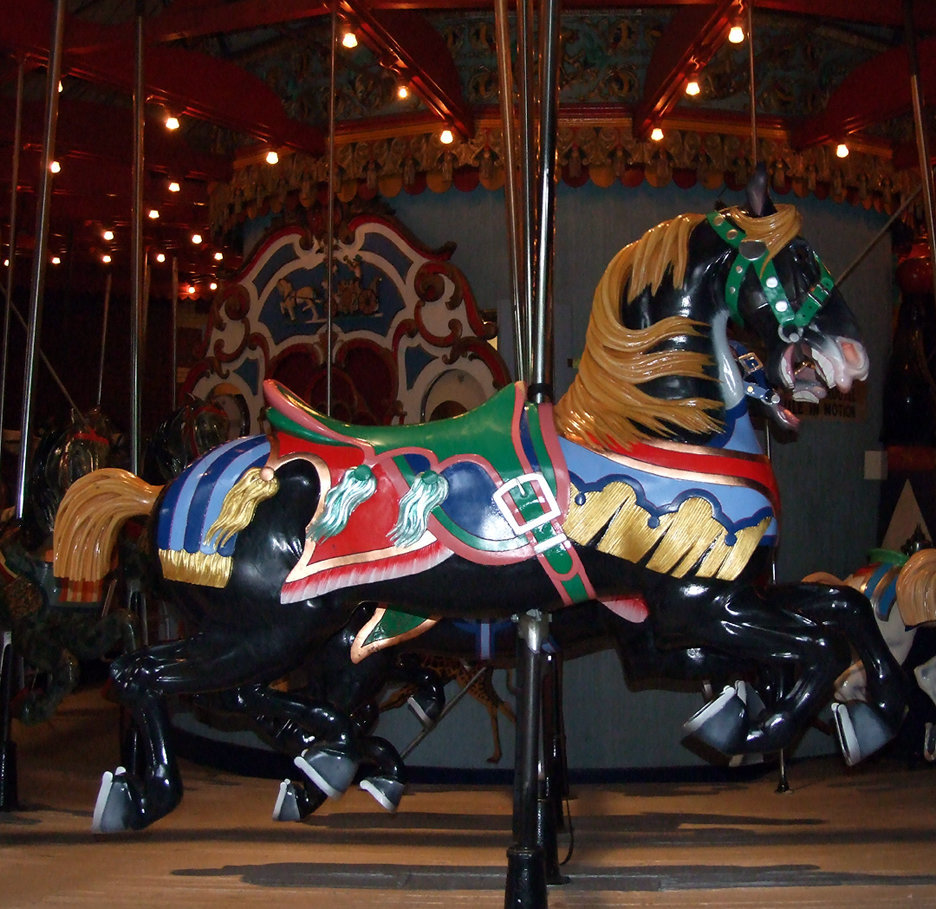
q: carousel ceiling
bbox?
[0,0,935,297]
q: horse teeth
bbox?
[812,348,837,388]
[780,348,796,388]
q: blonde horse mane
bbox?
[554,204,803,450]
[896,548,936,627]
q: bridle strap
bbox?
[706,211,835,341]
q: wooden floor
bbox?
[4,686,936,908]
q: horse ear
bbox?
[745,163,777,217]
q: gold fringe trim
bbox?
[563,482,769,581]
[159,548,233,588]
[204,466,280,549]
[896,549,936,627]
[53,468,162,598]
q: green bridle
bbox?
[706,210,836,343]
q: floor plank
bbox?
[3,686,936,907]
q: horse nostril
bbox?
[841,341,861,367]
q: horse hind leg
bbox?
[96,616,355,832]
[93,688,180,833]
[214,683,364,808]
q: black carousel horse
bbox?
[0,409,138,725]
[52,173,906,834]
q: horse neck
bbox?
[706,310,765,457]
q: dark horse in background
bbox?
[1,396,239,725]
[53,174,907,833]
[0,408,137,725]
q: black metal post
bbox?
[539,648,569,884]
[505,610,549,907]
[0,631,18,811]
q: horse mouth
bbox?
[778,336,869,403]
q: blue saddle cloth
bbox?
[156,435,271,559]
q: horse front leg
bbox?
[652,579,846,757]
[776,582,909,764]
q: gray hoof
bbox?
[832,701,895,766]
[272,780,303,822]
[683,685,748,754]
[360,775,404,812]
[91,767,133,834]
[294,747,358,798]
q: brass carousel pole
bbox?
[171,256,179,405]
[505,0,563,905]
[96,272,112,409]
[325,1,339,417]
[0,58,24,486]
[904,0,936,301]
[516,0,536,382]
[129,1,145,477]
[16,0,66,519]
[493,0,526,381]
[5,0,67,815]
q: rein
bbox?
[707,211,836,343]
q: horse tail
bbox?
[53,468,162,603]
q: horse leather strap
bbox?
[707,211,834,336]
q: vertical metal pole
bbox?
[494,0,525,381]
[0,631,17,811]
[170,256,179,406]
[529,0,561,404]
[904,0,936,302]
[17,0,66,519]
[325,0,338,417]
[0,60,24,482]
[129,5,145,475]
[747,2,757,163]
[505,611,549,908]
[516,0,536,383]
[97,272,112,409]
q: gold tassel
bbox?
[204,466,280,549]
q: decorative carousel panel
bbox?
[182,213,510,432]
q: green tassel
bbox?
[309,464,377,542]
[391,470,449,548]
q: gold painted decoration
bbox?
[203,467,280,550]
[563,481,770,581]
[158,548,233,589]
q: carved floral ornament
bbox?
[208,123,913,240]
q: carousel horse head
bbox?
[21,407,121,549]
[554,164,865,451]
[142,396,235,484]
